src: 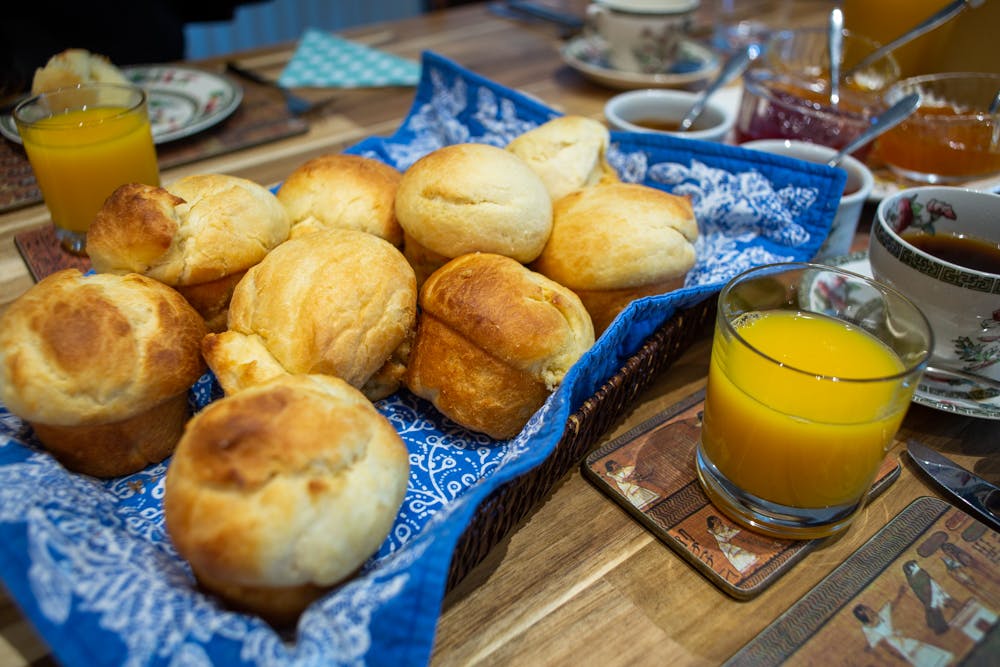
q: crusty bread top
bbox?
[218,229,417,391]
[0,270,206,425]
[394,143,553,263]
[87,174,291,286]
[506,115,619,203]
[31,49,129,94]
[419,253,594,390]
[277,154,403,246]
[164,374,409,588]
[532,182,698,291]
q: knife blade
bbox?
[907,440,1000,533]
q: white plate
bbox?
[869,166,1000,203]
[0,65,242,146]
[821,251,1000,421]
[561,34,721,90]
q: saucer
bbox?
[820,251,1000,421]
[561,35,720,90]
[0,65,242,146]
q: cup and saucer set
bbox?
[561,0,724,89]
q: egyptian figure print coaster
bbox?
[726,496,1000,666]
[583,389,901,600]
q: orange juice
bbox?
[842,0,958,77]
[700,310,907,509]
[18,105,159,235]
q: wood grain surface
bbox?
[2,3,995,666]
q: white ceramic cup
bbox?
[604,88,735,142]
[586,0,699,73]
[741,139,874,259]
[868,186,1000,382]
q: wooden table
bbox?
[1,2,995,666]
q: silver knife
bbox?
[907,440,1000,533]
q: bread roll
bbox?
[506,115,618,202]
[404,253,594,439]
[164,374,409,626]
[0,270,207,477]
[277,153,403,246]
[202,229,417,401]
[86,174,291,331]
[31,49,129,94]
[532,182,698,334]
[395,143,552,283]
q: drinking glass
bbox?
[695,263,932,540]
[14,83,160,255]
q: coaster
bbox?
[14,225,91,281]
[726,496,1000,666]
[583,390,902,600]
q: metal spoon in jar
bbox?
[827,7,844,107]
[826,92,921,167]
[678,43,759,132]
[844,0,985,79]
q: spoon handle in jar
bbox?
[828,8,844,107]
[826,93,921,167]
[679,44,758,132]
[844,0,981,78]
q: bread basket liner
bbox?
[0,52,845,666]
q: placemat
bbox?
[0,72,309,215]
[584,389,901,599]
[726,496,1000,666]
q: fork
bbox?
[224,61,335,116]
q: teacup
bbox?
[742,139,874,259]
[586,0,698,74]
[868,186,1000,382]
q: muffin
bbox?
[0,270,207,477]
[164,374,409,626]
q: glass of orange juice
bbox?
[14,83,160,255]
[696,263,932,540]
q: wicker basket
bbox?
[446,296,718,590]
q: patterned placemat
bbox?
[1,73,309,215]
[14,224,92,281]
[278,29,421,88]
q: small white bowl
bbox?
[741,139,874,259]
[603,88,735,142]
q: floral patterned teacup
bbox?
[869,186,1000,381]
[586,0,698,74]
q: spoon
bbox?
[989,88,1000,114]
[827,7,844,107]
[679,43,759,132]
[826,92,921,167]
[844,0,984,78]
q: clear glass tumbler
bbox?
[696,262,932,540]
[14,83,160,255]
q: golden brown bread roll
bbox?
[506,115,618,202]
[404,253,594,439]
[532,182,698,334]
[277,153,403,246]
[86,174,291,332]
[31,48,129,94]
[395,143,553,284]
[0,269,207,477]
[164,374,409,626]
[202,229,417,401]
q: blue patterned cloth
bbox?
[0,52,845,666]
[278,28,421,88]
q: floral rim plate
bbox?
[0,65,242,146]
[818,251,1000,421]
[561,34,721,90]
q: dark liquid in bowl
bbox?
[901,230,1000,274]
[632,117,711,132]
